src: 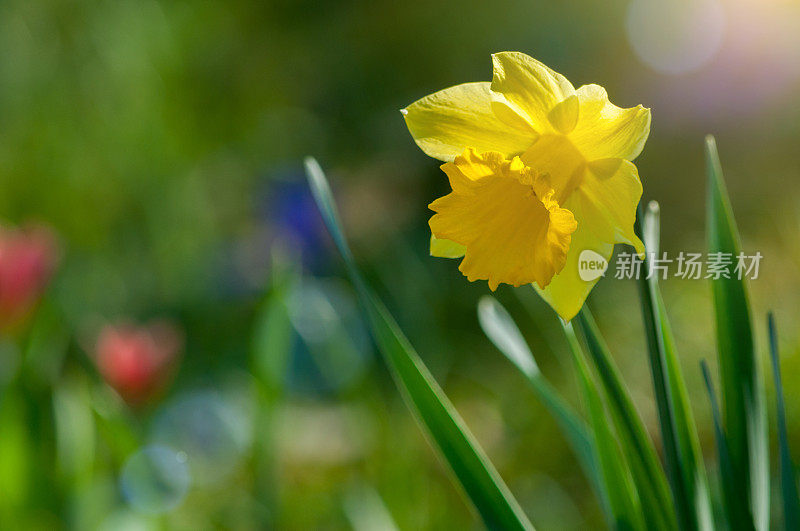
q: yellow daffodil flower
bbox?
[402,51,650,320]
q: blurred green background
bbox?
[0,0,799,528]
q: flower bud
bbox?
[94,321,182,406]
[0,225,58,332]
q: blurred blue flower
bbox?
[215,169,334,297]
[261,171,330,273]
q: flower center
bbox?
[521,133,586,204]
[428,149,578,290]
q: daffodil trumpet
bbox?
[402,52,650,320]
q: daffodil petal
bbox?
[442,149,509,183]
[535,204,614,321]
[429,150,577,290]
[402,82,535,162]
[569,84,651,161]
[430,234,465,258]
[520,134,586,201]
[547,95,579,134]
[573,158,645,254]
[490,52,575,132]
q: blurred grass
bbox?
[0,0,798,528]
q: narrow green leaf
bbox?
[305,157,534,531]
[343,484,400,531]
[0,386,31,523]
[477,296,540,382]
[700,360,753,531]
[637,201,714,531]
[251,252,295,395]
[562,321,644,530]
[574,309,677,531]
[477,297,601,503]
[249,253,297,522]
[768,313,800,530]
[705,135,769,530]
[53,374,95,484]
[656,294,714,530]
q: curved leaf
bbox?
[637,201,714,531]
[562,321,645,530]
[477,297,600,502]
[305,157,534,530]
[700,360,752,531]
[574,309,677,531]
[706,135,768,530]
[768,314,800,530]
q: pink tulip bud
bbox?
[0,225,58,332]
[94,322,182,406]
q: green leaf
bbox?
[700,360,753,531]
[562,321,644,530]
[53,374,95,484]
[0,385,30,522]
[768,313,800,530]
[305,157,534,531]
[343,484,400,531]
[477,297,601,503]
[249,253,297,520]
[636,201,714,531]
[574,309,677,531]
[251,252,296,396]
[705,135,769,530]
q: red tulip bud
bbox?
[94,322,182,406]
[0,225,58,332]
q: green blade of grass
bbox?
[0,386,31,524]
[574,309,677,531]
[343,484,400,531]
[53,374,95,485]
[476,297,601,504]
[636,201,714,531]
[767,313,800,530]
[700,360,753,531]
[249,253,298,524]
[656,293,714,530]
[251,252,295,397]
[705,135,769,530]
[305,157,534,530]
[562,321,645,530]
